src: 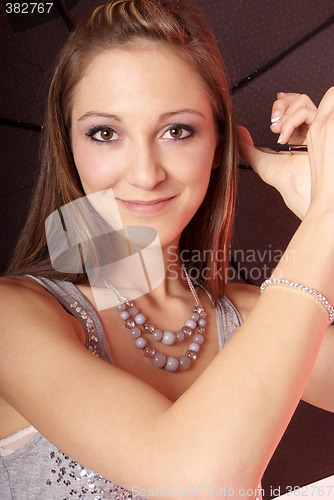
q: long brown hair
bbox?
[6,0,238,303]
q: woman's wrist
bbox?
[307,195,334,219]
[269,203,334,306]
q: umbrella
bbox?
[1,0,334,496]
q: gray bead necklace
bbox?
[103,263,207,372]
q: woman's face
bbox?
[70,43,218,249]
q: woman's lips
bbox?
[116,196,176,215]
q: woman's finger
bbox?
[275,107,317,144]
[271,92,317,125]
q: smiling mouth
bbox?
[116,196,176,214]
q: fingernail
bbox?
[271,112,281,124]
[277,134,283,144]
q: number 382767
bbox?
[6,3,53,14]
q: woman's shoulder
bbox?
[0,275,85,346]
[0,274,65,315]
[224,282,260,321]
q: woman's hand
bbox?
[238,92,318,220]
[270,92,317,145]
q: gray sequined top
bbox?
[0,276,242,500]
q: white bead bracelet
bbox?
[260,278,334,324]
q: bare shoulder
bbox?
[0,275,85,354]
[225,282,260,321]
[0,274,56,306]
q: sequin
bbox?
[48,449,144,499]
[70,301,100,357]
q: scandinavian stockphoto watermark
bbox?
[167,245,295,283]
[131,483,334,498]
[131,484,264,498]
[45,188,165,310]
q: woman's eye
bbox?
[86,127,119,142]
[162,126,193,140]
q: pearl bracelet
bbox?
[260,278,334,324]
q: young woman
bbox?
[0,0,333,498]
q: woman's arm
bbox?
[1,89,334,497]
[227,284,334,413]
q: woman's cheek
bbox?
[73,146,115,193]
[182,149,215,183]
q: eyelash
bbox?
[162,124,196,141]
[86,126,118,144]
[85,123,196,144]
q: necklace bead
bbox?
[182,326,193,338]
[135,337,147,349]
[193,333,204,345]
[152,352,167,368]
[195,327,205,336]
[175,330,185,342]
[134,313,146,325]
[162,330,176,346]
[188,342,200,353]
[143,323,155,333]
[144,346,155,358]
[124,319,135,329]
[185,319,197,330]
[152,329,163,341]
[165,356,179,372]
[129,327,141,339]
[178,355,191,371]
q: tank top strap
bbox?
[216,296,243,350]
[196,281,242,350]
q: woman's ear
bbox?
[212,145,222,169]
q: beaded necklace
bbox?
[103,264,206,372]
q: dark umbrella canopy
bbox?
[1,1,334,496]
[205,0,334,288]
[0,0,99,269]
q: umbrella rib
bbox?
[231,13,334,93]
[0,117,43,133]
[54,0,75,32]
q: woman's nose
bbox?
[125,140,166,190]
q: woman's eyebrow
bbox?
[159,109,205,120]
[78,111,121,122]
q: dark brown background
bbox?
[1,0,334,496]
